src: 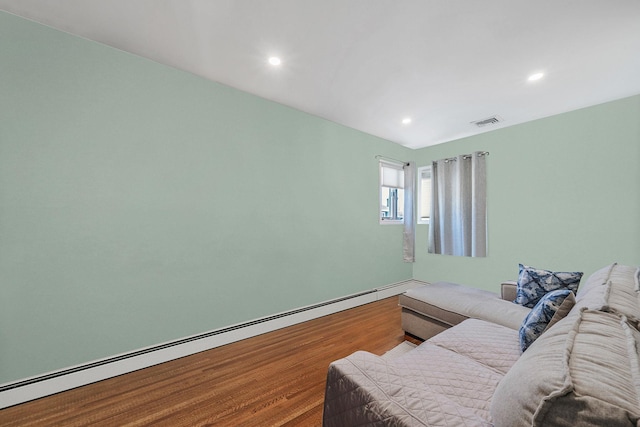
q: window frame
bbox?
[379,160,404,225]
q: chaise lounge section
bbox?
[322,263,640,426]
[398,280,529,340]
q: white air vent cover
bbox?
[471,115,502,127]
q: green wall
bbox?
[0,12,412,384]
[2,10,639,386]
[412,95,640,290]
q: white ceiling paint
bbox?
[2,0,640,149]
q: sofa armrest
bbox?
[500,281,517,302]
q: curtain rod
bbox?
[375,155,409,166]
[443,151,489,163]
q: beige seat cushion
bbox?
[428,319,521,375]
[491,309,640,427]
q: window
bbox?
[379,161,404,224]
[417,166,432,224]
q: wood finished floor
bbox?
[1,296,415,426]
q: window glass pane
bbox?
[380,187,391,219]
[420,178,431,220]
[418,166,432,223]
[380,187,404,221]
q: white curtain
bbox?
[403,162,415,262]
[428,152,487,257]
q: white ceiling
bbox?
[2,0,640,149]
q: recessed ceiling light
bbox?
[402,117,412,125]
[528,72,544,82]
[268,57,282,66]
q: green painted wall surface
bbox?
[412,95,640,291]
[0,12,412,384]
[3,10,639,387]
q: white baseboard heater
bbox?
[0,279,424,409]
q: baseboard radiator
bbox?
[0,279,424,409]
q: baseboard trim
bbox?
[0,279,424,409]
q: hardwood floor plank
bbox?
[0,296,409,426]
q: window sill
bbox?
[380,219,404,225]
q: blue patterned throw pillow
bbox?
[519,289,575,352]
[514,264,583,308]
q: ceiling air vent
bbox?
[471,115,502,127]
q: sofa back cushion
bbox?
[575,263,640,322]
[491,309,640,427]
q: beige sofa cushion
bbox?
[325,344,502,426]
[575,263,640,322]
[400,282,531,330]
[428,318,521,375]
[491,309,640,427]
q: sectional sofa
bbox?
[322,263,640,426]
